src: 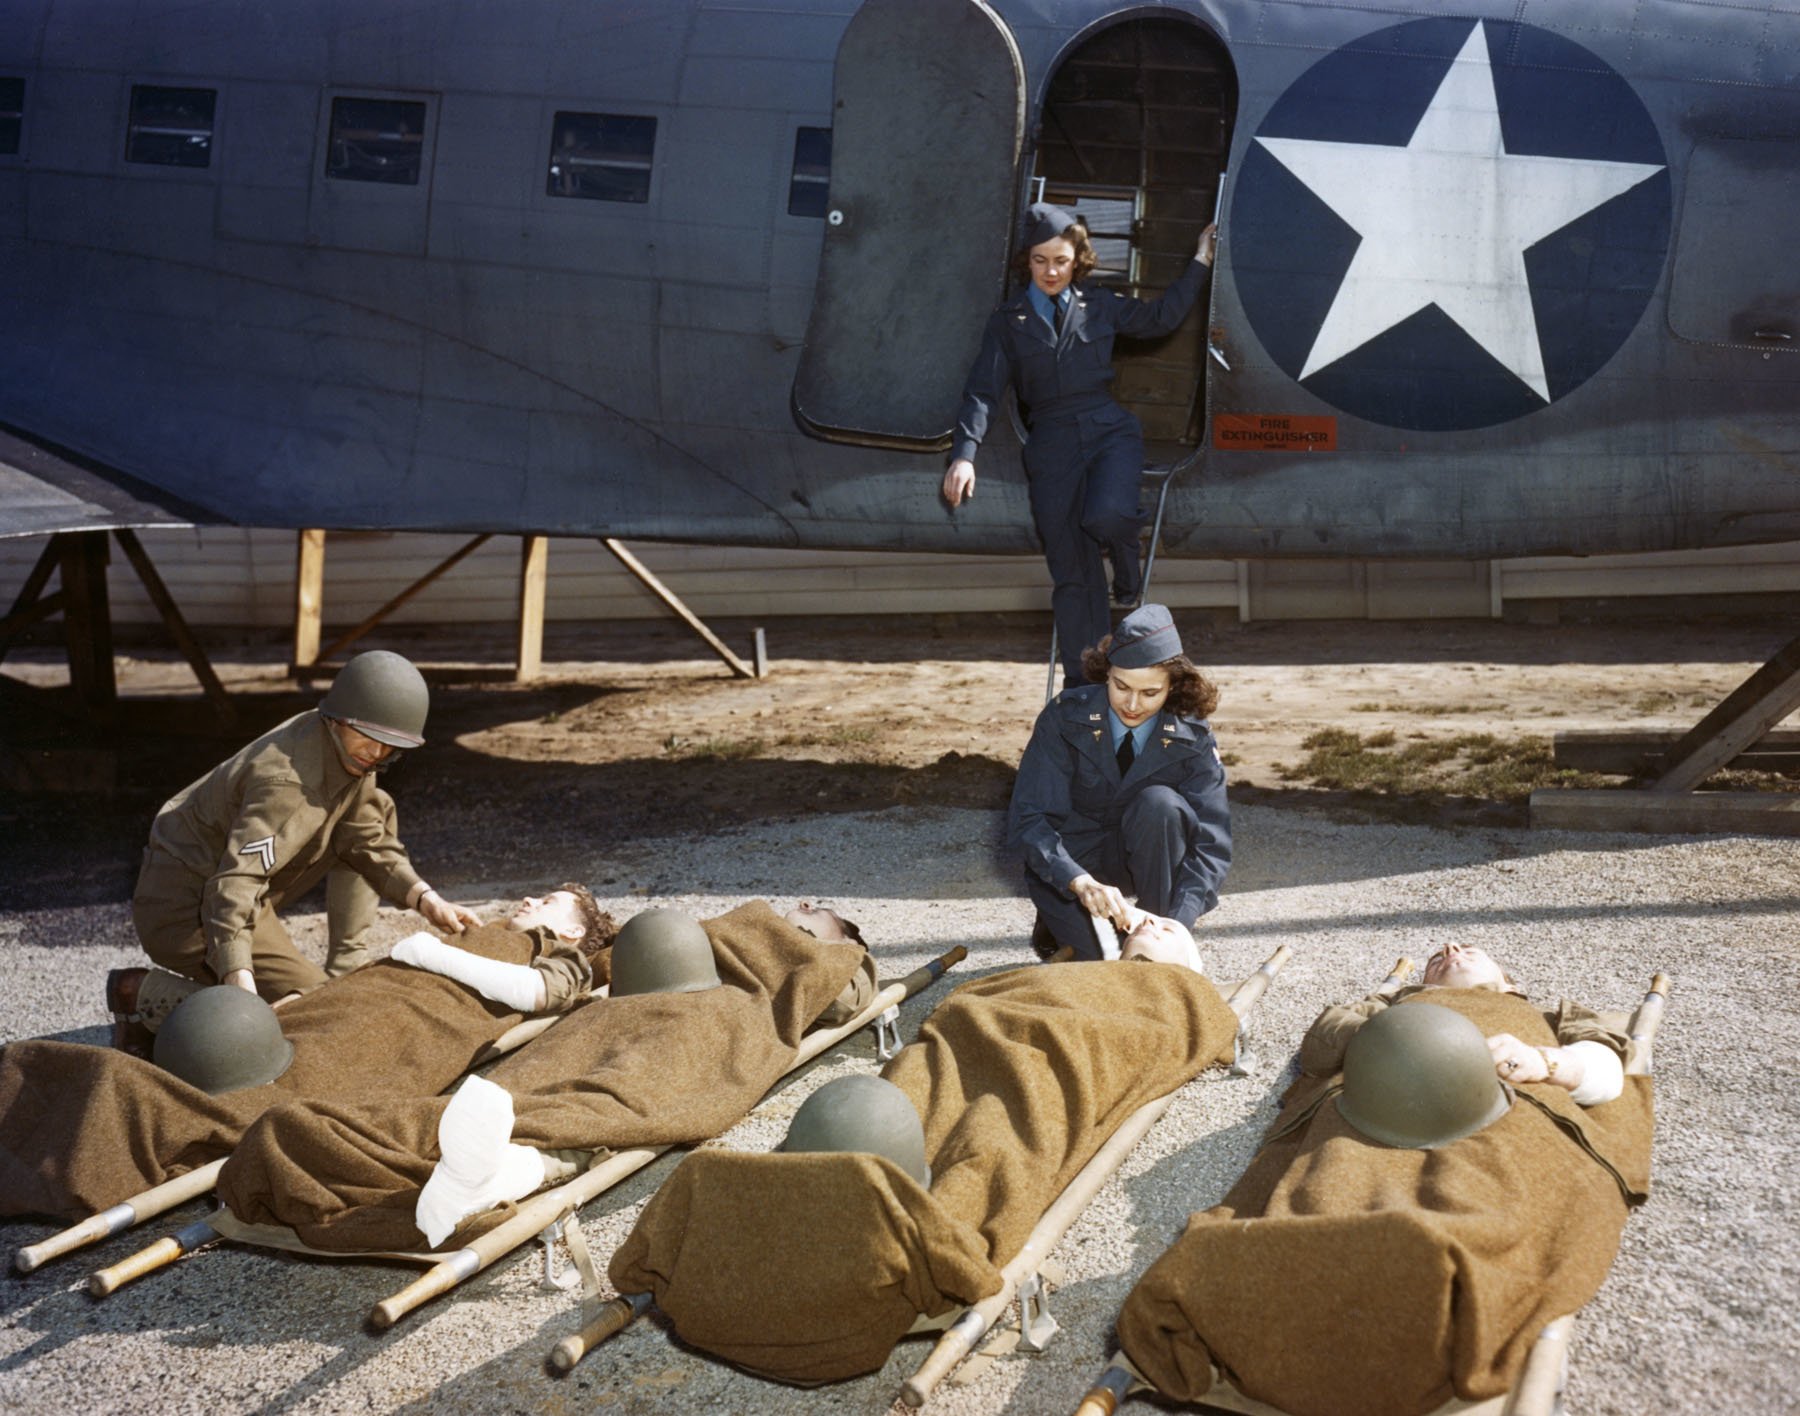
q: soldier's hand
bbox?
[1487,1033,1548,1084]
[942,460,976,509]
[1070,874,1132,931]
[222,968,257,994]
[417,888,478,935]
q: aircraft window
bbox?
[0,78,21,155]
[787,126,831,217]
[546,111,656,203]
[327,97,427,185]
[125,85,215,168]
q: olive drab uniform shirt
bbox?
[144,710,425,980]
[490,923,595,1015]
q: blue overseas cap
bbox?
[1110,604,1182,668]
[1023,202,1079,247]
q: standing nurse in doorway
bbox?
[943,203,1216,685]
[1009,604,1231,960]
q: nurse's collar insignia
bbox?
[1092,730,1102,741]
[1161,738,1173,749]
[1088,713,1102,721]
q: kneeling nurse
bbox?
[1008,604,1231,960]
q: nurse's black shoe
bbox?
[1030,917,1062,961]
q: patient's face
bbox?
[1423,942,1508,989]
[786,902,858,943]
[510,890,582,939]
[1120,913,1199,971]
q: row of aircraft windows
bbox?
[0,80,835,219]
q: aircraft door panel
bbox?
[792,0,1025,449]
[1668,137,1800,353]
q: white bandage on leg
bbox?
[390,932,547,1013]
[1564,1040,1625,1107]
[415,1075,549,1247]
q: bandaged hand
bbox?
[416,888,480,935]
[1070,874,1133,930]
[390,932,547,1013]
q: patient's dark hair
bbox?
[560,882,617,957]
[1081,635,1220,719]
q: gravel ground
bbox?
[2,802,1797,1415]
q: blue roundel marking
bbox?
[1230,18,1671,433]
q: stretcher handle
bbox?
[15,1159,225,1273]
[1377,956,1415,996]
[88,1219,217,1297]
[890,946,967,998]
[1225,944,1293,1020]
[549,1291,653,1372]
[1074,1359,1138,1415]
[1623,972,1671,1077]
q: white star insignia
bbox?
[1255,22,1663,401]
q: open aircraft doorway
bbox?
[1033,18,1236,469]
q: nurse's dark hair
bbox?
[1082,637,1220,719]
[1011,219,1099,285]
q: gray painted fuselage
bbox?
[0,0,1795,559]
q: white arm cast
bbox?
[390,932,547,1013]
[1564,1040,1625,1106]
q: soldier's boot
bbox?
[324,864,379,978]
[105,968,154,1056]
[130,968,204,1038]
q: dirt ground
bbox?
[0,609,1790,911]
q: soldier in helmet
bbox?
[110,650,479,1053]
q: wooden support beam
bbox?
[56,532,116,716]
[0,538,62,666]
[1554,729,1800,777]
[314,534,490,664]
[516,535,547,683]
[1530,788,1800,837]
[293,529,326,670]
[1653,633,1800,793]
[112,529,236,730]
[600,538,756,679]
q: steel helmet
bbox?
[152,986,296,1094]
[319,650,429,748]
[780,1075,931,1187]
[1335,1002,1510,1150]
[608,909,721,996]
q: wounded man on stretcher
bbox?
[0,888,615,1225]
[210,902,877,1252]
[1112,943,1654,1416]
[607,926,1249,1385]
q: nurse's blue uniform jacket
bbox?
[951,260,1208,463]
[1007,681,1232,926]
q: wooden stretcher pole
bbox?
[900,945,1291,1409]
[1624,972,1670,1077]
[549,1291,655,1372]
[1377,956,1415,996]
[1074,1355,1149,1416]
[88,1219,218,1296]
[373,945,969,1332]
[15,1160,226,1273]
[1503,1314,1574,1416]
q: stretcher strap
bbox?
[556,1206,604,1301]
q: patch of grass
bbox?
[778,725,880,748]
[1279,728,1611,802]
[1632,691,1679,714]
[1350,702,1485,715]
[1217,751,1241,766]
[663,735,767,761]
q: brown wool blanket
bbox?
[1116,988,1655,1416]
[214,901,867,1253]
[0,925,539,1222]
[610,960,1241,1384]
